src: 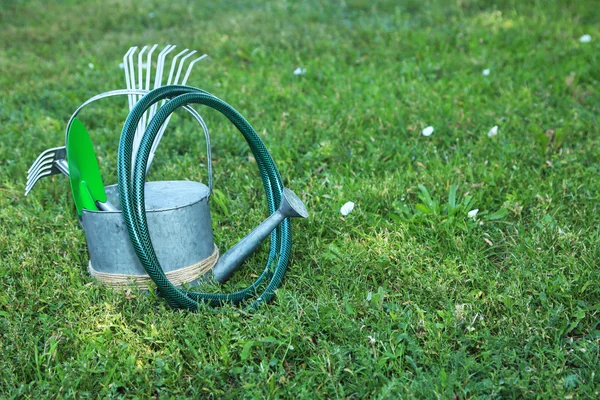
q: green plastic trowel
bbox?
[67,118,117,215]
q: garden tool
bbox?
[66,118,117,214]
[24,46,308,311]
[25,146,68,196]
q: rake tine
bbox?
[127,46,138,109]
[158,48,188,110]
[27,152,56,176]
[140,44,158,137]
[137,45,148,92]
[136,46,149,113]
[153,45,175,89]
[173,50,197,84]
[25,169,54,196]
[149,50,196,160]
[131,46,149,164]
[27,158,55,182]
[27,146,62,174]
[145,44,158,92]
[25,164,54,193]
[182,54,208,85]
[25,146,67,196]
[166,49,189,85]
[126,46,139,170]
[147,50,208,173]
[147,45,176,124]
[123,46,136,110]
[27,158,55,180]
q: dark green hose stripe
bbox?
[117,85,292,311]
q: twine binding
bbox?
[88,245,219,289]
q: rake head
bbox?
[123,44,207,172]
[25,146,68,196]
[24,44,208,196]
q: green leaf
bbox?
[240,340,255,361]
[417,184,434,208]
[415,203,431,214]
[345,301,355,316]
[462,195,473,211]
[532,124,549,157]
[485,208,508,221]
[447,184,457,214]
[211,189,230,217]
[554,127,566,150]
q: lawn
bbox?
[1,0,599,398]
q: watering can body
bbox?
[82,180,215,282]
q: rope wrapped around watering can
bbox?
[88,245,219,290]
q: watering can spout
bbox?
[212,188,308,283]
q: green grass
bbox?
[1,0,599,397]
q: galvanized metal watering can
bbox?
[25,45,307,310]
[82,171,307,286]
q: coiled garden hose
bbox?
[118,85,292,311]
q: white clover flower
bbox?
[579,34,591,43]
[468,209,479,218]
[422,126,434,137]
[368,335,376,345]
[482,68,490,76]
[293,67,306,76]
[340,201,355,216]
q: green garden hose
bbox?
[118,85,292,311]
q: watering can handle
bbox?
[64,89,213,193]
